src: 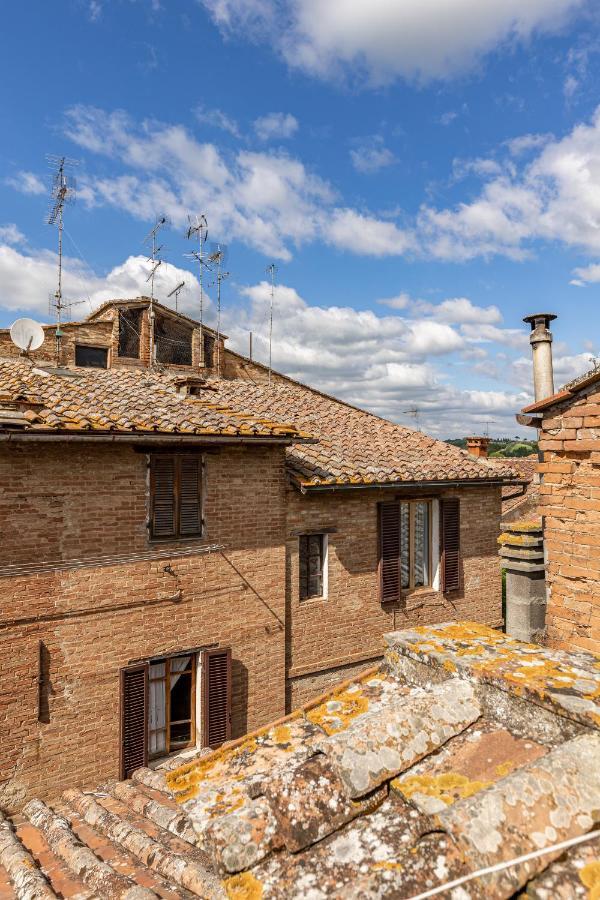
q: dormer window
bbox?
[155,315,192,366]
[203,333,215,368]
[118,308,142,358]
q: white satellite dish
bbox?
[10,318,45,352]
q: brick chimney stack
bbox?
[466,436,491,459]
[523,313,557,402]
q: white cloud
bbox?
[377,292,412,310]
[195,105,240,137]
[253,112,298,141]
[439,111,458,126]
[200,0,586,85]
[327,209,414,256]
[571,262,600,284]
[428,297,503,325]
[89,0,102,21]
[504,133,552,156]
[0,225,26,246]
[5,171,46,195]
[350,137,396,174]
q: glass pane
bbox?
[400,503,410,589]
[149,677,166,755]
[170,721,192,746]
[170,669,192,724]
[414,503,430,587]
[171,655,191,673]
[149,661,166,678]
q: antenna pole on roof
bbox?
[184,214,209,363]
[144,215,167,365]
[46,155,78,362]
[167,280,186,312]
[266,264,277,387]
[403,407,420,432]
[208,243,229,377]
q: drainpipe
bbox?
[523,313,557,402]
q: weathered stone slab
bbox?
[523,832,600,898]
[392,719,547,815]
[263,753,387,852]
[200,796,279,875]
[439,732,600,898]
[318,679,480,798]
[385,620,600,730]
[232,794,432,899]
[305,672,411,736]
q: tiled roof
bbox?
[522,364,600,414]
[210,376,518,488]
[0,358,304,439]
[87,297,225,338]
[2,622,600,899]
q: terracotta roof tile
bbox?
[2,622,600,898]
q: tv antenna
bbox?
[167,280,186,312]
[403,407,421,431]
[184,214,209,362]
[266,264,277,387]
[46,155,77,360]
[10,318,45,355]
[208,242,229,376]
[143,215,168,364]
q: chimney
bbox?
[466,436,490,459]
[523,313,557,402]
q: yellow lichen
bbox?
[307,688,370,735]
[373,861,404,871]
[223,871,264,899]
[393,772,492,806]
[495,761,515,778]
[579,861,600,900]
[271,724,292,744]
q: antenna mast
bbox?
[208,244,229,377]
[167,280,186,312]
[184,214,209,363]
[143,215,167,365]
[46,155,77,361]
[403,407,421,431]
[266,264,277,387]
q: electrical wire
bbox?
[408,828,600,900]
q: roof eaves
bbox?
[293,475,525,493]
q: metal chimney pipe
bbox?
[523,313,557,402]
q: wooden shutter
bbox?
[151,456,176,537]
[179,457,203,536]
[120,664,148,779]
[202,648,232,748]
[441,498,461,593]
[379,502,401,603]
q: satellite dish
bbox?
[10,318,45,352]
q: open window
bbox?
[120,646,231,777]
[379,499,444,602]
[118,308,142,358]
[299,533,328,600]
[155,314,193,366]
[75,344,108,368]
[203,333,215,368]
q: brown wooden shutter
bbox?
[202,648,232,748]
[179,456,203,536]
[441,498,461,593]
[379,502,401,603]
[120,664,148,779]
[151,456,176,537]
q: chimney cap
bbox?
[523,313,557,328]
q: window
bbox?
[75,344,108,368]
[155,315,193,366]
[149,654,196,759]
[203,333,215,368]
[118,308,142,358]
[120,646,231,776]
[150,454,203,540]
[299,533,327,600]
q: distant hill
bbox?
[445,437,538,458]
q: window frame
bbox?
[402,499,433,593]
[118,308,142,359]
[148,653,197,761]
[298,532,329,601]
[149,453,204,542]
[74,344,109,369]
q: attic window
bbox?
[203,333,215,368]
[118,308,142,358]
[75,345,108,368]
[155,315,192,366]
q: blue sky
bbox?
[2,0,600,436]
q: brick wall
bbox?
[285,485,503,710]
[0,322,114,367]
[0,441,288,810]
[538,383,600,653]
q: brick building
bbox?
[0,298,517,809]
[522,363,600,655]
